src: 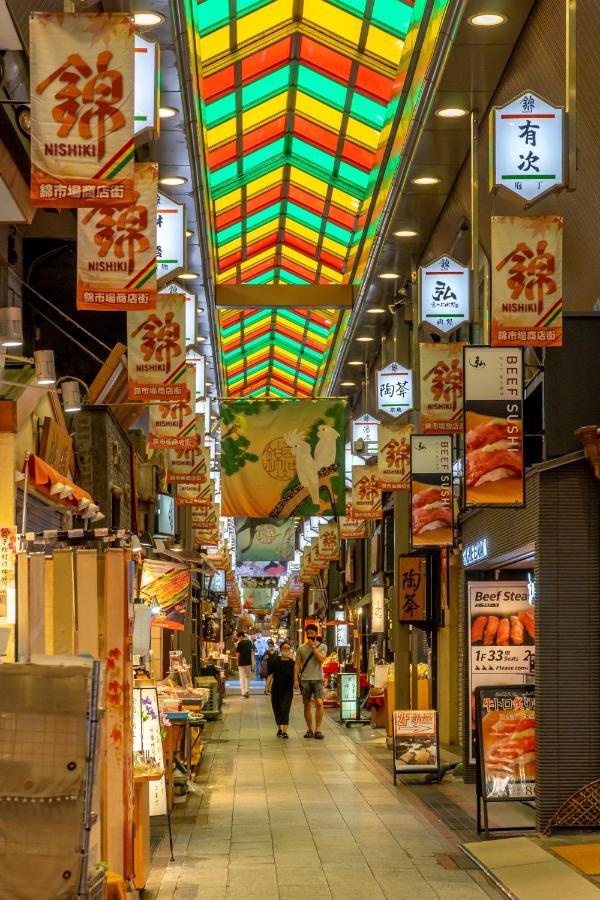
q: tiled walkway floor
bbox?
[145,688,500,900]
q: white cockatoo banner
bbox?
[220,399,346,518]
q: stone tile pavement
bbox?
[145,688,501,900]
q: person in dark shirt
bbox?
[266,641,295,738]
[236,630,253,698]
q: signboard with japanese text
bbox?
[351,463,382,520]
[475,685,535,800]
[419,256,470,335]
[339,672,358,721]
[371,585,385,633]
[186,351,206,410]
[334,608,350,647]
[352,414,379,456]
[393,710,438,773]
[491,216,562,347]
[468,582,535,763]
[398,555,427,623]
[491,91,564,203]
[162,281,197,348]
[134,34,159,144]
[318,521,340,562]
[149,365,196,450]
[185,479,215,510]
[157,191,186,285]
[339,504,367,539]
[0,527,16,659]
[132,687,167,816]
[377,363,413,418]
[127,293,186,400]
[410,435,453,548]
[464,346,524,507]
[168,444,209,485]
[378,421,412,491]
[419,343,464,434]
[30,13,134,207]
[77,162,157,311]
[192,503,220,547]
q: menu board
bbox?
[475,685,535,801]
[468,581,535,762]
[393,710,438,772]
[339,672,358,721]
[132,687,167,816]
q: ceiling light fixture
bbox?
[61,380,82,413]
[133,11,164,27]
[158,105,178,119]
[378,272,399,280]
[197,335,207,341]
[356,336,374,343]
[468,12,507,27]
[179,272,199,281]
[186,229,194,237]
[159,175,187,186]
[340,381,356,387]
[394,229,417,238]
[0,307,23,347]
[348,360,364,366]
[367,307,386,315]
[34,349,56,385]
[412,175,441,186]
[435,106,469,118]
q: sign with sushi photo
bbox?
[468,581,535,763]
[392,710,439,779]
[410,435,453,548]
[475,685,535,801]
[463,346,524,507]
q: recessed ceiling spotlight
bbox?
[179,272,199,281]
[394,229,417,237]
[435,107,469,118]
[133,10,164,27]
[186,229,194,237]
[197,335,207,341]
[340,381,356,387]
[158,105,178,119]
[356,336,374,342]
[468,12,507,27]
[412,175,441,186]
[348,360,363,366]
[367,307,386,315]
[378,272,399,280]
[159,175,187,186]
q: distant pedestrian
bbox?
[261,640,278,690]
[294,624,328,740]
[236,630,253,698]
[266,640,295,738]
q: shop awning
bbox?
[23,455,94,511]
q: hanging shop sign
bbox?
[462,538,489,567]
[0,526,16,658]
[468,581,535,763]
[149,365,196,450]
[169,444,209,485]
[163,281,197,349]
[180,478,214,509]
[77,162,157,311]
[236,561,288,578]
[339,504,367,540]
[475,684,535,802]
[377,363,414,418]
[351,463,382,520]
[419,256,470,335]
[186,353,206,413]
[392,710,439,777]
[235,518,295,562]
[132,687,167,816]
[318,521,340,562]
[464,346,524,507]
[371,585,385,633]
[192,503,220,547]
[157,191,186,285]
[419,343,464,434]
[352,414,379,456]
[220,399,346,518]
[398,555,428,623]
[134,33,159,144]
[334,608,350,647]
[491,215,563,347]
[30,13,134,207]
[139,559,190,630]
[339,672,358,722]
[378,421,412,491]
[491,91,564,203]
[410,435,453,548]
[127,292,186,400]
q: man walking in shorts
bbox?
[294,623,327,739]
[236,630,253,698]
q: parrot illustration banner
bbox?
[220,399,346,518]
[235,518,295,562]
[378,422,413,491]
[351,464,382,520]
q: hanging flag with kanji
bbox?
[30,13,134,207]
[378,422,412,491]
[77,162,157,311]
[168,444,210,485]
[149,365,196,449]
[339,503,367,540]
[419,343,464,434]
[220,399,346,518]
[491,216,563,347]
[177,478,214,509]
[351,464,382,520]
[127,293,186,400]
[193,503,220,547]
[318,522,340,562]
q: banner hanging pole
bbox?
[566,0,577,190]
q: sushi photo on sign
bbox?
[476,685,535,800]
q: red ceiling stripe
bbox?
[207,139,238,170]
[283,230,317,259]
[278,257,317,282]
[299,36,352,83]
[287,184,325,217]
[355,64,394,104]
[219,248,243,271]
[242,116,287,154]
[294,115,339,155]
[242,258,276,281]
[201,66,235,102]
[341,138,375,171]
[241,36,292,84]
[246,184,284,215]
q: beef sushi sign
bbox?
[468,581,535,763]
[410,435,453,548]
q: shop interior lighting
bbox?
[394,229,418,237]
[412,175,441,186]
[468,12,507,27]
[340,381,356,387]
[179,272,199,281]
[61,380,82,413]
[356,336,374,342]
[435,107,469,118]
[133,10,164,27]
[0,307,23,347]
[34,349,56,385]
[158,106,178,119]
[159,175,187,186]
[348,360,364,366]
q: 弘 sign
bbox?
[419,256,470,335]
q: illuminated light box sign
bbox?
[419,256,470,335]
[377,363,413,418]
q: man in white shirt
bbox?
[294,623,328,740]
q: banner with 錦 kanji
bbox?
[235,518,295,562]
[351,464,382,520]
[30,13,134,207]
[419,343,464,434]
[149,365,196,450]
[318,522,339,561]
[77,162,157,311]
[378,422,412,491]
[339,503,367,540]
[193,503,220,547]
[168,444,209,485]
[220,399,346,518]
[491,215,563,347]
[127,293,186,401]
